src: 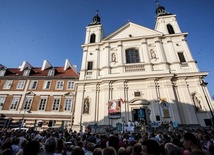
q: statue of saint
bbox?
[111,53,116,62]
[83,97,90,114]
[192,94,202,111]
[150,49,156,59]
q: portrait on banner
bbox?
[108,99,121,118]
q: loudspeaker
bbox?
[204,119,212,126]
[156,115,160,121]
[48,121,52,127]
[38,122,43,127]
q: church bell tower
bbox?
[80,12,104,80]
[84,11,104,44]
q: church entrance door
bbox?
[132,108,146,122]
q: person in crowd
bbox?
[125,146,133,155]
[209,144,214,155]
[54,139,66,155]
[16,139,28,155]
[76,141,86,153]
[108,135,119,152]
[1,141,12,154]
[44,137,58,155]
[132,143,142,155]
[164,142,183,155]
[23,141,40,155]
[11,138,20,155]
[85,142,94,155]
[71,146,84,155]
[141,139,161,155]
[103,147,117,155]
[118,147,126,155]
[93,148,102,155]
[182,132,206,155]
[2,148,12,155]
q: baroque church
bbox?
[73,4,214,131]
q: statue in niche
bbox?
[150,49,157,59]
[192,93,202,111]
[83,97,90,114]
[111,53,116,62]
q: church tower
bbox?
[84,11,104,44]
[80,12,104,80]
[155,4,181,34]
[154,4,199,74]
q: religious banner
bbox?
[108,99,121,119]
[137,109,145,118]
[160,98,171,118]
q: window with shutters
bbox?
[23,97,33,110]
[48,69,55,76]
[64,98,72,111]
[0,69,6,76]
[38,98,47,111]
[29,81,38,89]
[43,81,51,90]
[67,81,74,90]
[3,80,13,89]
[52,98,61,111]
[17,80,26,89]
[56,81,64,90]
[0,97,6,110]
[23,69,31,76]
[10,97,20,110]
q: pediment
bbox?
[129,98,150,105]
[26,91,35,96]
[64,92,75,96]
[104,22,163,41]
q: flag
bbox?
[120,98,124,104]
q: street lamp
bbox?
[147,108,151,125]
[147,108,151,115]
[200,80,214,125]
[19,109,31,129]
[147,108,152,135]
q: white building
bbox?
[73,5,214,131]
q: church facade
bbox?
[73,5,213,131]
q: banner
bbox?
[108,99,121,119]
[137,109,145,118]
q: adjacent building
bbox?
[0,59,79,130]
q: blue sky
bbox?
[0,0,213,97]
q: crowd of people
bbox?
[0,125,214,155]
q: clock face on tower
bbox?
[93,17,97,23]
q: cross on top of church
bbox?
[155,0,159,6]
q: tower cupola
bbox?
[88,11,101,26]
[155,4,172,16]
[84,11,104,44]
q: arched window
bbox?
[126,48,140,63]
[90,34,96,43]
[167,24,175,34]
